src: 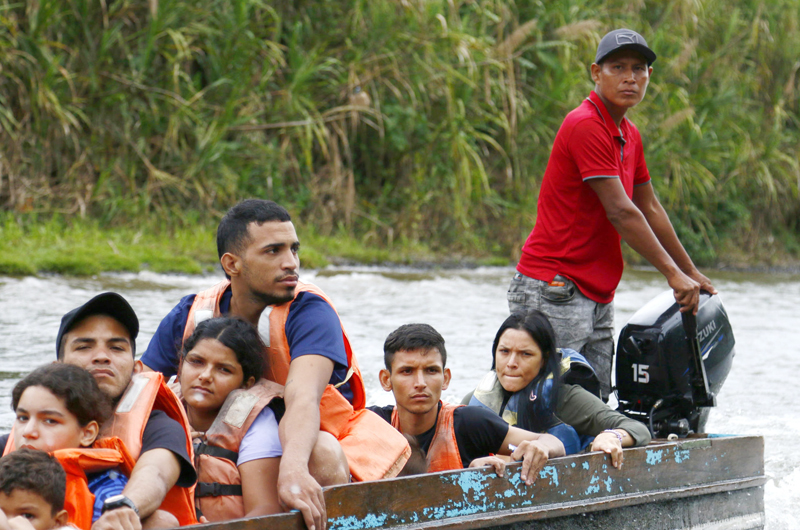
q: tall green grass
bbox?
[0,0,798,267]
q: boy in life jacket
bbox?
[0,449,69,530]
[368,324,565,482]
[141,199,409,530]
[2,364,132,530]
[49,292,197,530]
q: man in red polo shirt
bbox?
[509,29,716,400]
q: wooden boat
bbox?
[190,434,765,530]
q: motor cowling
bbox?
[615,290,735,437]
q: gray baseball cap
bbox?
[595,29,656,66]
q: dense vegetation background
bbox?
[1,0,799,273]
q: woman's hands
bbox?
[590,429,630,469]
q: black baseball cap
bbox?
[595,29,657,66]
[56,292,139,358]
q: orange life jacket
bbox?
[183,280,366,408]
[190,379,284,522]
[183,280,411,482]
[99,372,198,526]
[56,437,137,530]
[2,436,135,530]
[392,402,464,473]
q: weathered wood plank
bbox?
[186,435,765,530]
[486,487,765,530]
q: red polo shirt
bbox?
[516,91,651,304]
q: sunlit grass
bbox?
[0,214,495,276]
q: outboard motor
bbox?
[616,290,735,438]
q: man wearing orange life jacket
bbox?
[141,199,409,530]
[6,292,198,530]
[368,324,566,482]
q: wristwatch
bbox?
[101,495,139,516]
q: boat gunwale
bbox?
[185,434,765,530]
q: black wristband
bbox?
[101,495,139,517]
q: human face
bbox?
[591,49,652,120]
[0,489,68,530]
[379,348,451,417]
[179,338,252,416]
[60,315,137,401]
[494,328,545,393]
[227,221,300,306]
[13,386,98,452]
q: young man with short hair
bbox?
[141,199,409,530]
[509,29,717,399]
[369,324,565,483]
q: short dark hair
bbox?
[0,448,66,515]
[12,364,113,427]
[491,311,561,433]
[383,323,447,370]
[216,200,292,277]
[181,317,266,383]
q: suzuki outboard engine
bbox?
[616,290,735,438]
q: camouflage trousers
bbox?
[507,271,614,401]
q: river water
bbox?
[0,267,797,528]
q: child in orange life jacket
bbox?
[0,449,69,530]
[6,364,129,527]
[178,317,348,522]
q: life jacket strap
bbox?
[196,443,239,464]
[196,482,243,498]
[333,365,356,389]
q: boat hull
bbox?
[189,434,765,530]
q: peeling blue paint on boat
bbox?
[539,466,559,486]
[674,448,691,463]
[571,462,576,468]
[604,476,613,492]
[451,471,488,496]
[582,461,589,470]
[329,513,388,530]
[646,449,663,465]
[508,472,523,488]
[585,483,600,494]
[445,502,484,518]
[585,473,601,494]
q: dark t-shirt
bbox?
[141,288,353,401]
[142,410,196,487]
[0,410,196,487]
[368,403,510,468]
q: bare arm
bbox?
[240,457,282,517]
[632,183,717,295]
[277,354,333,530]
[587,178,702,313]
[92,448,181,530]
